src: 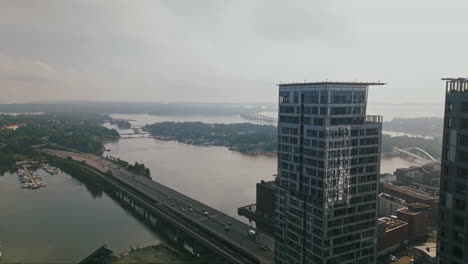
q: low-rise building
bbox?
[379,193,408,217]
[397,206,428,241]
[394,162,440,187]
[382,183,438,226]
[238,179,275,235]
[256,180,275,220]
[377,217,409,253]
[2,123,25,130]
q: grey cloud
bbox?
[0,55,56,83]
[0,0,464,105]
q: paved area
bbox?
[43,148,274,264]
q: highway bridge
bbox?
[241,113,278,124]
[41,148,274,264]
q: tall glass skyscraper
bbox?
[437,78,468,264]
[275,82,384,264]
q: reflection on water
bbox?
[102,114,425,220]
[104,138,423,220]
[0,113,429,263]
[104,138,277,220]
[0,168,160,263]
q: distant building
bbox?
[395,166,422,186]
[437,78,468,264]
[378,193,407,217]
[397,207,428,240]
[256,180,275,220]
[394,161,440,187]
[275,81,384,264]
[377,216,408,253]
[382,183,438,226]
[237,180,275,235]
[1,123,25,130]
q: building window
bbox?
[453,246,463,259]
[458,151,468,162]
[454,199,466,211]
[454,215,465,228]
[462,102,468,113]
[303,91,320,104]
[460,135,468,146]
[461,119,468,129]
[458,168,468,179]
[331,91,353,104]
[456,184,467,195]
[280,92,289,104]
[453,231,464,243]
[447,103,453,113]
[447,118,452,128]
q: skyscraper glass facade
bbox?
[275,82,383,264]
[437,78,468,264]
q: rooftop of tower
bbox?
[442,77,468,81]
[278,81,386,87]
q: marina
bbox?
[42,163,60,175]
[18,165,47,189]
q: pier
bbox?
[19,165,47,189]
[23,165,39,188]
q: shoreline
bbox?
[119,135,428,161]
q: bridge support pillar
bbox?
[175,228,186,248]
[193,241,210,256]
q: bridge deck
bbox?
[42,149,274,264]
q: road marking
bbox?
[195,214,219,221]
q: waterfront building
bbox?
[437,78,468,263]
[275,81,384,264]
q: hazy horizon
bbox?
[1,1,465,105]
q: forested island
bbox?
[0,113,119,166]
[145,121,442,158]
[383,117,443,138]
[145,122,276,155]
[381,134,441,159]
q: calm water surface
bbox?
[104,138,277,218]
[0,168,160,263]
[1,113,425,263]
[104,114,424,218]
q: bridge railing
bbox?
[101,170,264,264]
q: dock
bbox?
[19,165,47,189]
[23,165,39,188]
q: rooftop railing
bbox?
[365,115,383,124]
[444,79,468,94]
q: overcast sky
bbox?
[0,0,466,104]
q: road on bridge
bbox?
[42,148,274,263]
